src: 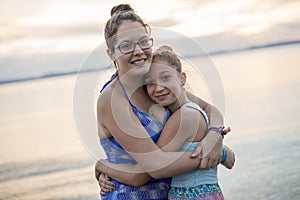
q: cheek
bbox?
[169,84,182,96]
[116,54,130,66]
[144,49,152,58]
[146,85,153,95]
[147,86,158,100]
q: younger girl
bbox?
[144,46,232,199]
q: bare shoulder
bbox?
[166,108,200,131]
[97,82,117,113]
[97,88,111,109]
[173,107,206,141]
[174,107,201,126]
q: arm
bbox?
[97,95,204,185]
[98,88,201,179]
[222,145,235,169]
[186,91,224,169]
[97,104,232,187]
[186,92,224,128]
[95,159,150,187]
[96,144,235,191]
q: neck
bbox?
[118,72,142,96]
[118,74,152,110]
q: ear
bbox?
[106,49,115,61]
[181,72,187,86]
[107,49,119,70]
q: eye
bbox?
[119,42,133,50]
[161,75,171,81]
[139,39,148,45]
[145,80,155,86]
[139,38,150,47]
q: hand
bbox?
[98,173,115,196]
[222,145,235,169]
[191,131,223,169]
[95,160,115,195]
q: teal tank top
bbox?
[171,102,218,187]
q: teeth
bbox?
[133,59,145,64]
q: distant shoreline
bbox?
[202,39,300,56]
[0,68,101,85]
[1,39,299,85]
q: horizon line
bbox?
[1,39,299,85]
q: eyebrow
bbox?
[144,69,172,78]
[119,36,148,44]
[159,70,172,75]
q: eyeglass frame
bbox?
[114,37,154,54]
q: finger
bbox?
[100,190,106,196]
[95,162,101,180]
[191,142,204,158]
[213,151,223,168]
[218,154,222,164]
[99,181,112,193]
[99,174,115,191]
[199,158,208,169]
[206,157,216,169]
[103,176,116,187]
[211,159,219,168]
[95,170,100,180]
[98,173,106,183]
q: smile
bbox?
[130,58,147,64]
[155,93,169,100]
[131,58,147,66]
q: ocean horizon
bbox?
[1,39,299,85]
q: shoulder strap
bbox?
[100,72,117,93]
[181,102,210,127]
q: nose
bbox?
[133,44,143,55]
[155,83,164,92]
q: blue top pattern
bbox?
[99,73,171,200]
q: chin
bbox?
[157,101,168,107]
[137,63,151,73]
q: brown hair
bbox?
[104,4,150,52]
[153,45,182,73]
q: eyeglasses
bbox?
[115,38,153,54]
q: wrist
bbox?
[221,147,227,163]
[207,126,228,139]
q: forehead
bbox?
[147,60,177,76]
[116,21,148,42]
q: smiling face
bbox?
[144,59,186,112]
[109,20,153,78]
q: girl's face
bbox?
[144,59,186,110]
[110,20,152,78]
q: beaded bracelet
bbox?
[207,126,228,138]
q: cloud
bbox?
[1,0,300,80]
[149,18,180,28]
[1,22,101,42]
[2,0,299,53]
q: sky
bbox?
[1,0,300,81]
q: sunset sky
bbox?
[1,0,300,81]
